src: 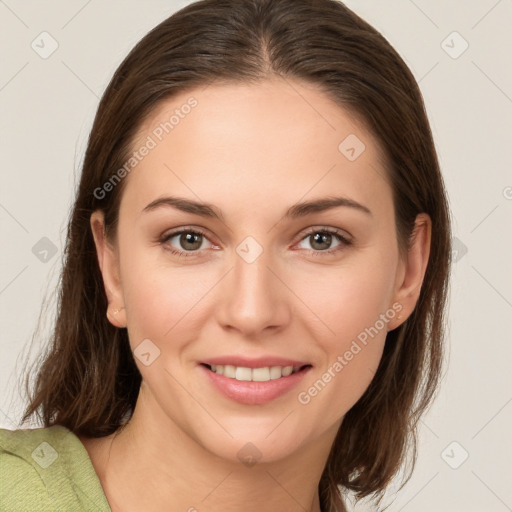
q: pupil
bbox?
[311,232,331,251]
[181,232,202,250]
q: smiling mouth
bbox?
[201,363,312,382]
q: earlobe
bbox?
[388,213,431,330]
[90,210,127,328]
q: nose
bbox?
[215,247,292,338]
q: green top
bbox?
[0,425,112,511]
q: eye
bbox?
[159,226,352,259]
[160,228,215,258]
[295,228,352,255]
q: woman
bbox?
[0,0,451,511]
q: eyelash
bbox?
[159,226,352,259]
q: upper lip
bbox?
[201,356,312,369]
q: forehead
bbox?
[120,78,392,223]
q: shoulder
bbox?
[0,423,76,456]
[0,424,111,511]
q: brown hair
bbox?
[20,1,452,510]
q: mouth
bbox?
[198,361,313,405]
[200,363,312,382]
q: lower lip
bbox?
[199,364,312,405]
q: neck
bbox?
[82,383,337,512]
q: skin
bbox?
[81,77,431,512]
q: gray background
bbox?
[1,1,511,511]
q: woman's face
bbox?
[92,78,427,463]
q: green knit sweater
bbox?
[0,425,111,511]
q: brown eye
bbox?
[309,232,334,251]
[295,228,352,256]
[178,232,203,251]
[162,230,210,253]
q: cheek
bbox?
[290,251,397,344]
[291,252,396,420]
[296,293,388,428]
[119,246,213,351]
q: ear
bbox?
[387,213,431,331]
[90,210,127,328]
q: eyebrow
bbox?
[142,196,224,220]
[285,196,372,218]
[141,195,372,220]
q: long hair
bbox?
[20,1,452,510]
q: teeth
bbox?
[235,367,252,381]
[281,366,293,377]
[269,366,283,380]
[208,364,300,381]
[252,367,270,381]
[224,365,236,378]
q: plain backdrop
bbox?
[0,1,511,511]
